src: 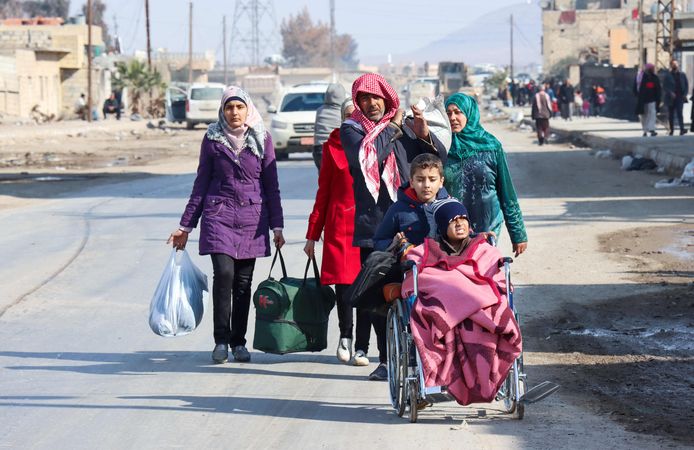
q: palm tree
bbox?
[112,60,166,116]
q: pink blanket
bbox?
[402,237,522,405]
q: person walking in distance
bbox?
[663,59,689,136]
[168,86,285,364]
[634,64,661,137]
[531,84,552,145]
[558,79,574,121]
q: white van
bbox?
[186,83,225,129]
[268,82,329,160]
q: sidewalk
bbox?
[510,107,693,177]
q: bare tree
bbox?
[280,7,357,68]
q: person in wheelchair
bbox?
[400,198,522,406]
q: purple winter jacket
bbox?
[179,133,284,259]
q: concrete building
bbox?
[541,0,660,71]
[144,50,216,84]
[0,18,107,119]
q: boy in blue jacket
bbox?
[373,153,448,251]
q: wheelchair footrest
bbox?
[424,385,455,403]
[520,381,560,404]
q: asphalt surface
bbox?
[1,123,691,449]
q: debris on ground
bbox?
[593,149,612,159]
[654,158,694,188]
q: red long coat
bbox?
[306,129,361,285]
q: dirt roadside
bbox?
[2,117,693,445]
[0,119,202,210]
[519,163,694,444]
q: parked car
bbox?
[165,85,187,124]
[185,83,225,129]
[268,82,329,160]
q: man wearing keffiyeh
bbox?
[340,73,447,380]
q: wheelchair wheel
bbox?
[503,355,526,419]
[408,379,419,423]
[387,302,406,417]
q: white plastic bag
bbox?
[682,158,694,183]
[403,95,452,151]
[149,249,208,337]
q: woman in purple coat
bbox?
[168,86,285,364]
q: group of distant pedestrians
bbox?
[528,79,605,145]
[634,60,691,137]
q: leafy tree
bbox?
[82,0,112,51]
[112,59,166,116]
[280,7,358,68]
[484,70,510,91]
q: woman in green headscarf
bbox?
[443,93,527,256]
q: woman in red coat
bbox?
[305,99,364,365]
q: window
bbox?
[280,92,325,112]
[190,87,223,101]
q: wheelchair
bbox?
[386,249,558,423]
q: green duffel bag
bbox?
[253,249,336,354]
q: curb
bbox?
[520,118,690,177]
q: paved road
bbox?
[1,123,691,449]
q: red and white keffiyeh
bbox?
[350,73,401,203]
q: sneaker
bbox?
[650,131,658,137]
[212,344,228,364]
[368,363,388,381]
[336,338,352,363]
[352,350,369,366]
[231,345,251,362]
[642,132,647,137]
[680,129,688,136]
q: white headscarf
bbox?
[207,86,267,158]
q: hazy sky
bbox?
[70,0,531,63]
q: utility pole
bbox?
[223,15,228,85]
[87,0,92,123]
[145,0,151,70]
[188,1,193,85]
[638,0,644,68]
[330,0,336,81]
[145,0,152,116]
[510,14,514,83]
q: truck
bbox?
[437,62,468,99]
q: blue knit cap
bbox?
[432,199,468,237]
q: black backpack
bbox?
[345,243,401,316]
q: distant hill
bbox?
[384,2,542,66]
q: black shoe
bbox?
[368,363,388,381]
[650,131,658,137]
[680,129,688,136]
[212,344,228,364]
[668,129,674,136]
[642,132,647,137]
[232,345,251,362]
